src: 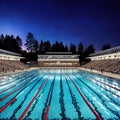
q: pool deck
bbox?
[79,67,120,80]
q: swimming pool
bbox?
[0,68,120,120]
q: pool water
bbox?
[0,68,120,120]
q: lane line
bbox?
[0,98,16,112]
[43,106,50,120]
[19,75,50,120]
[0,73,39,101]
[0,70,41,94]
[66,74,102,120]
[0,75,40,113]
[43,75,55,120]
[92,78,120,91]
[75,73,120,118]
[0,73,36,94]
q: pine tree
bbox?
[0,34,4,49]
[102,44,111,50]
[25,32,37,53]
[78,42,84,54]
[44,40,51,52]
[39,39,44,54]
[70,43,76,54]
[16,35,22,52]
[65,45,68,52]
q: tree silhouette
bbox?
[44,40,51,53]
[78,42,84,65]
[34,40,39,53]
[84,44,95,57]
[52,41,59,52]
[70,43,76,54]
[39,39,44,54]
[0,34,4,49]
[25,32,37,53]
[0,34,22,53]
[78,42,84,54]
[59,41,65,51]
[102,43,111,50]
[64,45,68,52]
[16,36,22,52]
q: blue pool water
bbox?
[0,68,120,120]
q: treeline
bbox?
[0,34,22,53]
[24,32,96,56]
[0,32,111,57]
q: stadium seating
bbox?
[82,59,120,74]
[0,60,27,73]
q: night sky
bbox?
[0,0,120,51]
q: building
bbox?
[38,52,80,67]
[89,46,120,61]
[0,49,23,61]
[82,46,120,74]
[0,49,27,73]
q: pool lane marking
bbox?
[77,71,120,91]
[92,79,120,98]
[0,75,43,113]
[43,75,56,120]
[91,78,120,91]
[0,71,44,94]
[0,80,18,87]
[0,73,39,102]
[65,77,82,119]
[18,75,51,120]
[41,78,53,119]
[76,71,120,97]
[0,69,41,85]
[0,70,35,86]
[0,70,38,87]
[84,75,120,101]
[23,75,48,120]
[9,74,47,120]
[0,69,32,82]
[0,73,39,101]
[43,105,50,120]
[0,97,16,113]
[66,74,102,120]
[0,70,34,87]
[74,74,120,118]
[59,74,67,119]
[0,80,25,94]
[80,74,120,97]
[0,73,37,94]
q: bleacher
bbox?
[82,59,120,74]
[82,46,120,74]
[0,60,27,73]
[0,49,27,74]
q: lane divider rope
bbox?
[66,74,102,120]
[19,75,50,120]
[43,75,56,120]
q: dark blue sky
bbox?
[0,0,120,51]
